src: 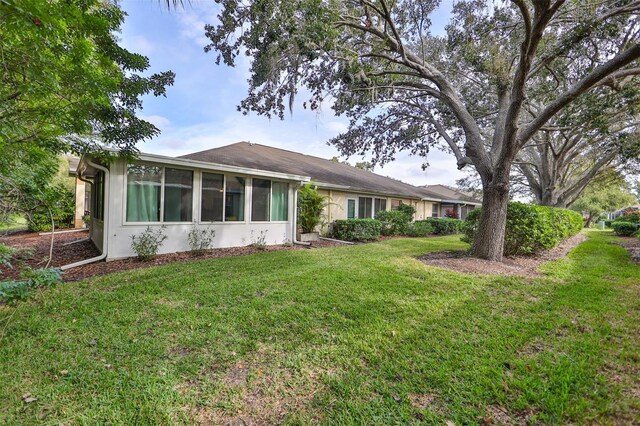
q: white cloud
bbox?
[140,115,171,130]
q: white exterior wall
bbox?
[100,160,296,261]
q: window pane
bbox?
[374,198,386,215]
[252,178,271,221]
[126,164,161,222]
[347,199,355,219]
[164,168,193,222]
[391,199,401,210]
[358,197,372,219]
[225,176,245,221]
[432,203,439,217]
[271,182,288,221]
[201,172,224,222]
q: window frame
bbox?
[431,203,440,218]
[123,163,194,225]
[346,198,357,219]
[199,171,226,223]
[373,198,387,216]
[249,177,289,223]
[358,197,373,219]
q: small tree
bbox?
[297,183,328,234]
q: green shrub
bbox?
[613,213,640,224]
[405,221,434,237]
[462,202,583,256]
[0,243,17,272]
[424,218,462,235]
[297,183,328,233]
[131,226,167,261]
[604,220,613,228]
[375,210,411,236]
[612,222,638,237]
[188,225,216,255]
[396,202,416,220]
[331,219,381,241]
[0,267,62,303]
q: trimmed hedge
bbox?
[375,210,411,236]
[331,219,381,241]
[405,221,434,237]
[422,218,462,235]
[612,222,638,237]
[462,202,583,256]
[613,213,640,224]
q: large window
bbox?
[201,172,224,222]
[358,197,372,219]
[126,165,193,223]
[126,165,162,222]
[374,198,386,216]
[251,179,288,222]
[252,178,271,221]
[271,182,288,221]
[164,168,193,222]
[225,176,245,221]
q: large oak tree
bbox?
[204,0,640,260]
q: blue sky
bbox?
[119,0,466,186]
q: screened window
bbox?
[271,182,288,221]
[252,178,271,221]
[251,179,289,222]
[164,168,193,222]
[374,198,386,216]
[126,165,162,222]
[92,171,105,221]
[431,203,439,218]
[347,199,356,219]
[358,197,372,219]
[201,172,224,222]
[225,176,245,221]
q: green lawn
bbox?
[1,231,638,424]
[0,215,27,233]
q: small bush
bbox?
[297,183,328,233]
[444,208,459,219]
[0,280,32,302]
[331,219,381,241]
[405,221,434,237]
[462,202,583,256]
[188,225,216,255]
[0,243,17,272]
[612,222,638,237]
[424,218,462,235]
[604,220,613,228]
[375,210,411,236]
[249,230,268,250]
[131,226,167,261]
[27,184,75,232]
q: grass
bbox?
[0,215,27,233]
[0,231,638,424]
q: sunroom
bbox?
[78,152,309,261]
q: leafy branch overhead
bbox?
[0,0,175,158]
[204,0,640,260]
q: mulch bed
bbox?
[613,236,640,263]
[418,233,589,278]
[0,231,343,282]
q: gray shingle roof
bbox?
[180,142,443,200]
[420,184,482,204]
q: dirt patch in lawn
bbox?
[0,231,343,282]
[613,236,640,263]
[418,232,588,278]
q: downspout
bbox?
[61,159,110,270]
[292,182,311,246]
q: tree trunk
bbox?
[470,183,510,261]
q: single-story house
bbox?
[419,184,482,219]
[73,142,483,261]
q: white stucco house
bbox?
[73,142,481,262]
